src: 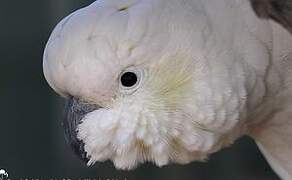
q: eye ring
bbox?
[119,68,144,93]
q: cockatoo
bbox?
[43,0,292,179]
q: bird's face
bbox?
[44,0,248,169]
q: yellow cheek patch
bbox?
[145,54,195,110]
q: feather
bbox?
[251,105,292,180]
[249,16,292,179]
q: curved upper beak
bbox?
[62,97,100,164]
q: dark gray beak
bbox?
[63,97,100,164]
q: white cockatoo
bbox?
[43,0,292,179]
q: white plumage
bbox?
[43,0,292,179]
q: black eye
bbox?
[120,71,138,87]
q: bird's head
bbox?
[44,0,249,169]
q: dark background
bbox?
[0,0,280,179]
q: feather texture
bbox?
[43,0,292,178]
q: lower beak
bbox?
[62,97,100,164]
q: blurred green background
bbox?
[0,0,280,179]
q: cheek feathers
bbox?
[77,104,173,169]
[76,54,244,169]
[145,54,196,110]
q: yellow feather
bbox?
[145,53,195,110]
